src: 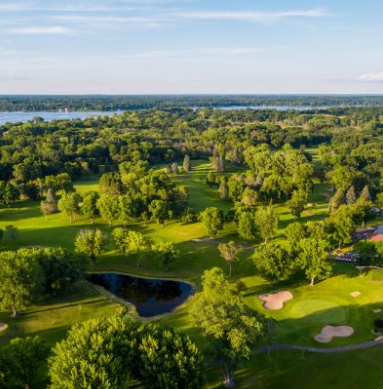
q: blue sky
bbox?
[0,0,382,94]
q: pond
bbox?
[86,272,194,317]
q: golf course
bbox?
[1,155,383,389]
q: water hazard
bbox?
[86,272,194,317]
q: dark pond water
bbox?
[86,272,194,317]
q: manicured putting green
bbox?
[290,300,347,324]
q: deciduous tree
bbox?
[255,205,278,243]
[218,241,243,277]
[296,238,331,285]
[75,229,107,264]
[253,242,290,283]
[0,250,44,317]
[200,207,224,236]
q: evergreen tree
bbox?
[329,188,346,213]
[171,162,179,174]
[219,177,229,200]
[359,185,371,202]
[40,189,58,218]
[346,186,357,205]
[183,154,191,172]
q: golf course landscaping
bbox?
[1,159,383,389]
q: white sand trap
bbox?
[258,291,293,310]
[373,308,382,314]
[351,291,361,298]
[315,325,354,343]
[0,323,8,332]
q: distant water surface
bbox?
[0,111,118,125]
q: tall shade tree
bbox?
[149,199,168,226]
[119,195,140,226]
[5,225,18,241]
[287,189,308,218]
[125,231,153,268]
[112,227,130,261]
[183,154,191,173]
[49,315,203,389]
[200,207,224,236]
[253,242,290,283]
[201,267,231,300]
[58,192,82,223]
[328,205,355,248]
[296,238,331,285]
[81,191,100,224]
[49,315,139,389]
[6,336,49,389]
[191,271,267,388]
[218,241,243,277]
[0,250,44,317]
[75,229,107,264]
[236,208,258,240]
[97,195,120,226]
[152,241,179,270]
[136,325,204,389]
[255,205,278,243]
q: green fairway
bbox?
[2,159,383,389]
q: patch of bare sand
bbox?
[315,325,354,343]
[0,323,8,332]
[258,291,293,310]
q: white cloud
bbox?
[357,73,383,82]
[0,2,32,11]
[54,14,161,27]
[172,9,327,22]
[198,47,283,56]
[7,26,75,35]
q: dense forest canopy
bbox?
[2,95,383,111]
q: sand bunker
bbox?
[258,291,293,310]
[350,291,361,298]
[0,324,8,332]
[315,325,354,343]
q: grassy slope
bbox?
[1,159,383,388]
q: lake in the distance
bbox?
[86,272,194,318]
[0,106,341,124]
[0,111,119,125]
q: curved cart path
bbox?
[257,337,383,354]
